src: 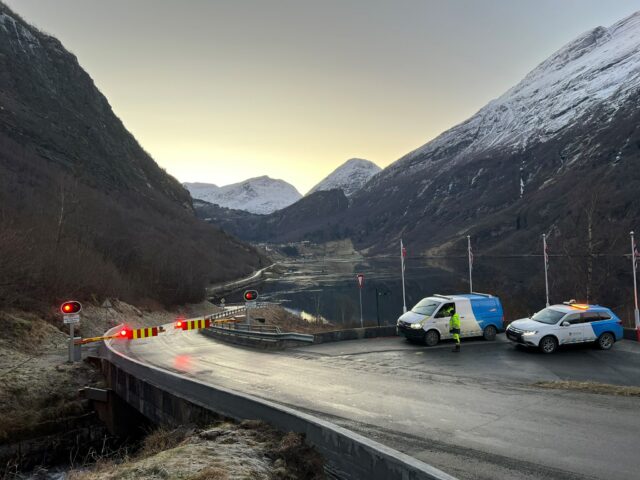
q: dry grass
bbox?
[187,466,228,480]
[0,310,103,441]
[139,426,190,458]
[534,380,640,397]
[69,421,326,480]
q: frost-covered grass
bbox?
[69,421,325,480]
[534,380,640,397]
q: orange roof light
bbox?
[570,304,590,310]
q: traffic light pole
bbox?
[359,288,363,328]
[68,322,74,363]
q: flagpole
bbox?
[631,231,639,337]
[467,235,473,293]
[401,239,407,313]
[543,234,550,307]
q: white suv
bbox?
[506,303,623,354]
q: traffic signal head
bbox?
[60,300,82,314]
[243,290,258,301]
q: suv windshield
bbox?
[411,299,442,316]
[531,308,566,325]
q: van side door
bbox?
[434,302,455,339]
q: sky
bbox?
[5,0,640,193]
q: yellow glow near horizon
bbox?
[5,0,640,193]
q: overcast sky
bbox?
[6,0,639,193]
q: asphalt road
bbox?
[110,331,640,480]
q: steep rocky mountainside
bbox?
[307,158,381,198]
[0,2,265,308]
[347,11,640,255]
[195,189,350,243]
[185,176,302,214]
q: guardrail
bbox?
[205,307,246,320]
[206,324,314,344]
[101,329,456,480]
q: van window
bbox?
[411,299,441,316]
[435,303,455,318]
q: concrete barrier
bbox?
[202,325,398,349]
[313,325,398,344]
[623,328,639,341]
[100,333,456,480]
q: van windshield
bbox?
[411,299,441,316]
[531,308,565,325]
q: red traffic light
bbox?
[60,300,82,314]
[118,327,132,339]
[243,290,258,302]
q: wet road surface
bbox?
[110,331,640,480]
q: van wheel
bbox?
[424,330,440,347]
[597,332,614,350]
[483,325,497,341]
[539,336,558,354]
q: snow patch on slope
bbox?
[185,176,302,214]
[307,158,381,197]
[389,11,640,175]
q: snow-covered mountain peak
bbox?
[307,158,381,197]
[391,10,640,175]
[185,176,301,214]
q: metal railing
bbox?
[218,323,282,334]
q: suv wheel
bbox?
[483,325,497,341]
[425,329,440,347]
[539,336,558,354]
[597,332,614,350]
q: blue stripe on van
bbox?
[468,297,504,330]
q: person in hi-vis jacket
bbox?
[447,305,461,352]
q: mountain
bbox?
[185,176,302,214]
[307,158,381,197]
[198,11,640,313]
[348,11,640,256]
[0,2,265,308]
[195,189,349,243]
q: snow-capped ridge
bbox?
[308,158,381,197]
[388,10,640,177]
[185,176,302,214]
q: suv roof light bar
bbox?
[471,292,493,297]
[433,294,453,300]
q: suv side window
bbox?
[598,312,612,321]
[563,313,582,325]
[435,303,455,318]
[581,312,601,323]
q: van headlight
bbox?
[522,330,538,336]
[410,322,424,329]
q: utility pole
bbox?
[467,235,473,293]
[376,288,380,327]
[357,274,365,328]
[543,234,550,307]
[400,239,407,313]
[631,231,639,340]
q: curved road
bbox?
[109,330,640,480]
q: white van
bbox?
[397,293,504,346]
